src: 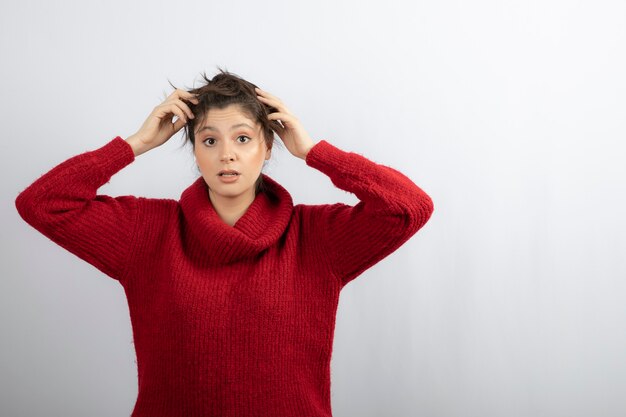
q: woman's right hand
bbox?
[126,89,200,157]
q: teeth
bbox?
[221,173,237,176]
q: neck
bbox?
[208,188,257,227]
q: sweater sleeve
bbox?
[304,140,434,288]
[14,136,138,283]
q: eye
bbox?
[237,135,251,144]
[203,138,216,146]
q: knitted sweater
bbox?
[15,136,434,417]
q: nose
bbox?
[220,143,236,162]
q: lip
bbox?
[217,170,240,184]
[218,174,240,183]
[217,169,240,176]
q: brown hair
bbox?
[169,66,280,194]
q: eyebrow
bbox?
[196,123,255,133]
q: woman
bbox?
[15,68,434,417]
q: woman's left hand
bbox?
[255,87,316,160]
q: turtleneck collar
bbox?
[179,173,294,265]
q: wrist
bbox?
[125,134,150,157]
[301,142,316,160]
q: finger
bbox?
[255,90,283,105]
[185,96,200,105]
[269,119,284,132]
[171,88,197,100]
[181,89,198,98]
[268,112,297,127]
[175,99,196,120]
[181,91,200,104]
[172,116,187,132]
[158,103,188,124]
[166,91,198,105]
[258,96,291,115]
[255,86,270,96]
[256,88,290,110]
[168,90,200,110]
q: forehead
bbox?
[206,105,254,122]
[195,104,258,135]
[206,103,251,118]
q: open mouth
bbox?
[218,170,240,177]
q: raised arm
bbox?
[254,87,434,288]
[303,140,434,287]
[15,88,200,282]
[15,137,140,281]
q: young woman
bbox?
[15,69,434,417]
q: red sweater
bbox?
[15,136,434,417]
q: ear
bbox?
[265,146,272,160]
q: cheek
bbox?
[194,153,215,171]
[243,145,267,162]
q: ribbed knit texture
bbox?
[15,136,434,417]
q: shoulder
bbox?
[128,196,181,251]
[132,196,180,229]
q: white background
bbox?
[2,0,625,416]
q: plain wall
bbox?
[1,0,625,416]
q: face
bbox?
[194,104,271,204]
